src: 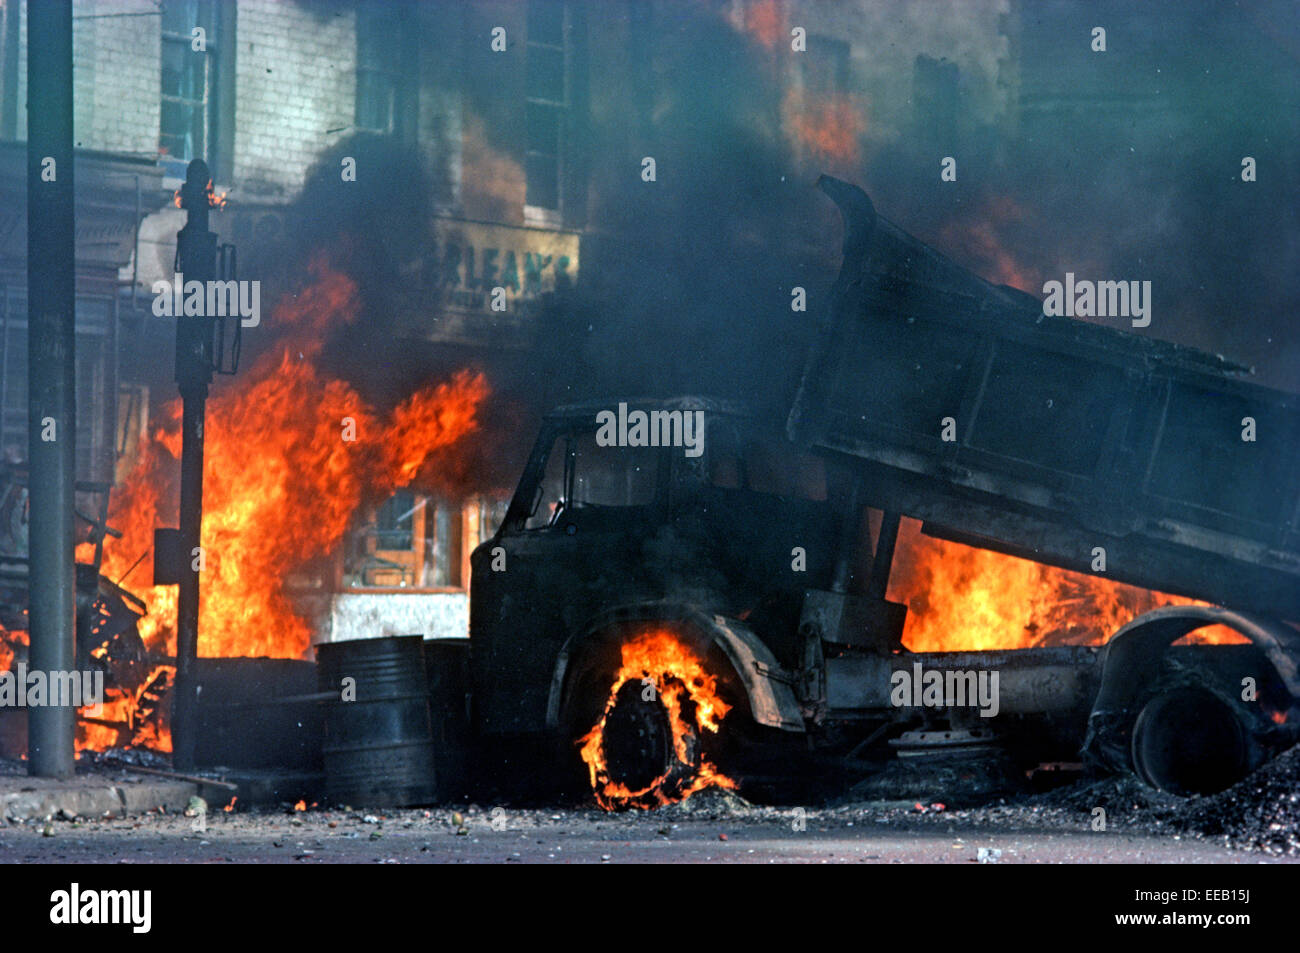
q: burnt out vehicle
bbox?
[469,178,1300,806]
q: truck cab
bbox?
[470,399,843,770]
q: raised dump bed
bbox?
[789,177,1300,621]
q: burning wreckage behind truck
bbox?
[469,177,1300,808]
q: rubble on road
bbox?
[1172,744,1300,857]
[658,786,753,819]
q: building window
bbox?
[802,36,850,95]
[356,3,404,135]
[0,0,21,140]
[160,0,218,170]
[913,54,960,135]
[355,1,415,140]
[344,493,507,590]
[525,0,568,215]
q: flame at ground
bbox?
[102,260,487,661]
[578,629,738,810]
[86,259,489,749]
[889,518,1246,651]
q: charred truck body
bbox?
[470,178,1300,803]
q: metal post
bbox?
[829,474,863,594]
[866,511,902,601]
[26,0,76,779]
[170,160,216,771]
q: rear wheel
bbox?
[1131,685,1250,795]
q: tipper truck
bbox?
[470,177,1300,806]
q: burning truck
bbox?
[469,177,1300,808]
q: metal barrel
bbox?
[423,638,471,797]
[194,658,324,771]
[316,635,437,807]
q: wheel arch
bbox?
[545,602,806,734]
[1093,606,1300,710]
[1082,605,1300,776]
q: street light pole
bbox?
[26,0,77,779]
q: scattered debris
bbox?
[1174,744,1300,856]
[660,786,752,819]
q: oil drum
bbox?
[316,634,437,807]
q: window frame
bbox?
[517,423,666,533]
[342,492,508,593]
[524,0,570,220]
[354,1,417,141]
[159,0,219,172]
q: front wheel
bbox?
[567,628,739,810]
[581,676,704,807]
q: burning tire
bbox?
[596,677,703,796]
[569,627,739,810]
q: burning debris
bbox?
[79,260,489,752]
[104,260,487,657]
[0,627,27,674]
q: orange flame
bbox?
[101,259,487,663]
[172,178,227,209]
[0,627,27,674]
[783,90,865,167]
[76,670,172,752]
[742,0,785,51]
[888,518,1246,651]
[85,258,489,750]
[939,196,1040,292]
[0,624,167,753]
[578,629,738,810]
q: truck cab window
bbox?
[523,429,659,529]
[572,431,657,507]
[524,432,570,529]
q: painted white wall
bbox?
[319,591,468,644]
